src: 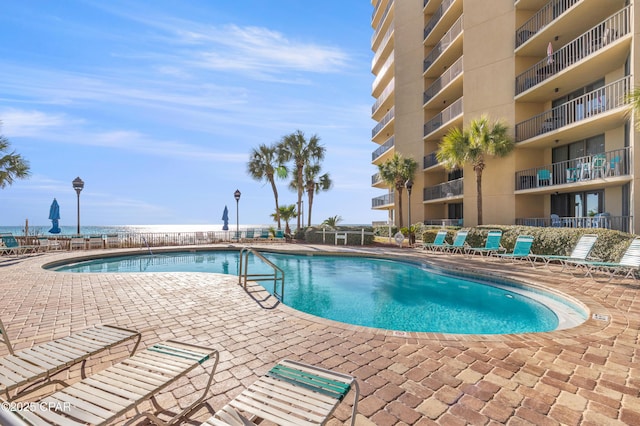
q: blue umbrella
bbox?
[221,205,229,231]
[48,198,61,234]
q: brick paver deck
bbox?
[0,245,638,425]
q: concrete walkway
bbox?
[0,245,638,425]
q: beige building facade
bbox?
[371,0,637,233]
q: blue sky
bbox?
[0,0,385,227]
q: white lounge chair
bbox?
[0,319,140,401]
[203,359,359,426]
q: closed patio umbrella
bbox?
[49,198,61,234]
[221,205,229,231]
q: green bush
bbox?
[471,225,633,262]
[388,224,635,262]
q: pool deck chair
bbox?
[273,229,286,242]
[203,359,359,426]
[423,230,448,252]
[464,230,505,257]
[564,237,640,281]
[493,235,535,266]
[0,320,141,401]
[441,229,469,254]
[10,340,219,426]
[0,233,38,256]
[531,234,598,270]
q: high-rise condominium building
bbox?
[371,0,636,233]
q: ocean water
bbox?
[0,224,269,236]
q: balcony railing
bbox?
[515,0,580,48]
[372,193,395,208]
[371,173,382,185]
[516,215,632,233]
[372,51,394,92]
[372,79,395,114]
[372,106,395,138]
[424,97,463,137]
[424,0,455,41]
[371,25,394,71]
[372,136,395,161]
[372,0,394,47]
[423,15,463,73]
[423,151,440,169]
[515,6,631,95]
[515,147,630,190]
[515,76,630,142]
[423,57,463,104]
[423,218,464,227]
[424,177,463,201]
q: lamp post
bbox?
[405,179,413,243]
[72,177,84,235]
[234,189,241,240]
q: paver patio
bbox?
[0,244,638,425]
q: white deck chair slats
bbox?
[206,359,359,426]
[0,323,140,400]
[11,340,219,426]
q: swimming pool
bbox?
[52,250,587,334]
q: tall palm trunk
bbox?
[396,183,404,228]
[296,164,304,230]
[307,188,315,227]
[475,166,484,226]
[269,177,282,229]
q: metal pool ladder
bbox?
[238,247,285,302]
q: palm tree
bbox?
[271,204,297,235]
[322,215,342,228]
[278,130,326,231]
[247,143,287,229]
[437,115,514,225]
[290,162,332,227]
[377,153,417,228]
[625,87,640,130]
[0,128,30,189]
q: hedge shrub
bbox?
[416,225,634,263]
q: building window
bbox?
[551,190,604,218]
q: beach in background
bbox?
[0,224,270,236]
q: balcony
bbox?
[424,218,463,227]
[372,51,394,97]
[515,76,630,144]
[372,193,395,209]
[424,0,460,43]
[423,15,463,75]
[516,215,632,233]
[423,56,463,107]
[372,0,394,50]
[372,107,395,139]
[515,0,580,48]
[424,177,463,202]
[371,173,383,186]
[424,97,463,139]
[371,25,394,74]
[372,78,395,116]
[514,147,631,192]
[372,136,395,161]
[423,150,440,169]
[515,6,631,97]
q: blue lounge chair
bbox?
[441,229,469,254]
[565,237,640,281]
[493,235,535,266]
[423,230,447,251]
[531,234,598,270]
[274,229,285,241]
[464,230,506,257]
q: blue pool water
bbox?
[52,251,582,334]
